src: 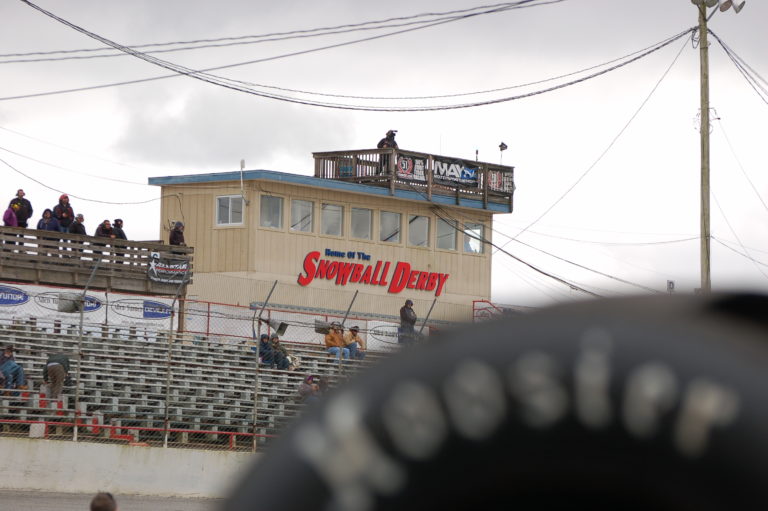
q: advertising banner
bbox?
[396,155,479,188]
[0,282,176,331]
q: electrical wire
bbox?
[0,144,147,185]
[0,155,162,205]
[494,32,690,252]
[710,30,768,107]
[2,1,561,64]
[712,238,768,268]
[712,192,768,281]
[9,1,688,112]
[714,116,768,214]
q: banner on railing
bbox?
[396,154,479,188]
[147,252,190,284]
[0,282,176,330]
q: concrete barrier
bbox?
[0,437,256,498]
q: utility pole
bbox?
[695,0,712,293]
[692,0,745,293]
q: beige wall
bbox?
[159,178,495,322]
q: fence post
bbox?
[73,260,101,442]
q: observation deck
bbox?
[313,148,515,213]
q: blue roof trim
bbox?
[148,170,510,213]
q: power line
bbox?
[0,155,162,205]
[10,1,687,112]
[712,238,768,267]
[0,144,147,185]
[712,192,768,281]
[2,2,560,64]
[714,116,768,214]
[710,30,768,107]
[493,32,691,252]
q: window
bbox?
[351,208,372,240]
[408,215,430,247]
[260,195,283,229]
[321,203,343,236]
[291,200,314,232]
[380,211,401,243]
[216,195,244,225]
[463,222,484,254]
[436,218,457,250]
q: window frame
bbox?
[436,217,457,251]
[259,194,284,230]
[216,195,245,226]
[463,221,485,254]
[407,214,430,247]
[320,202,344,237]
[290,199,314,233]
[351,207,373,240]
[380,211,402,244]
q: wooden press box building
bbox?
[148,147,515,323]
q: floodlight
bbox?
[719,0,745,12]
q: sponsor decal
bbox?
[35,292,102,313]
[112,299,172,320]
[395,155,478,187]
[297,251,449,297]
[368,324,399,344]
[0,285,30,306]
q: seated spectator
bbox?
[43,352,70,400]
[269,333,291,370]
[324,322,350,362]
[298,374,321,404]
[255,333,275,366]
[0,346,27,392]
[343,325,366,360]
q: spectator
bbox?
[255,333,275,367]
[36,208,60,232]
[344,325,366,360]
[377,130,398,174]
[43,352,70,400]
[325,322,350,362]
[269,333,291,370]
[113,218,128,262]
[0,346,27,392]
[3,203,18,227]
[298,374,321,404]
[93,219,116,259]
[399,299,417,344]
[67,213,87,258]
[90,492,118,511]
[377,129,398,149]
[9,189,33,228]
[169,221,185,246]
[52,194,75,233]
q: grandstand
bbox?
[0,316,389,451]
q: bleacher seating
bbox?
[0,317,389,450]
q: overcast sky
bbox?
[1,0,766,307]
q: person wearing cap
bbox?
[324,322,350,362]
[9,189,33,228]
[0,346,27,392]
[52,194,75,233]
[269,333,291,370]
[344,326,366,360]
[112,218,129,262]
[399,299,417,344]
[169,221,186,246]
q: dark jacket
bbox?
[36,210,60,232]
[68,220,86,236]
[95,223,115,238]
[9,197,32,227]
[400,305,417,329]
[53,201,75,228]
[113,226,127,240]
[42,353,70,381]
[169,228,185,246]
